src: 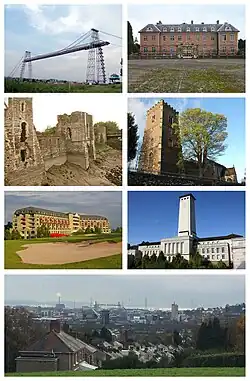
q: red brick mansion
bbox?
[139,20,239,57]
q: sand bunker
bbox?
[17,241,122,265]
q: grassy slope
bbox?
[5,80,121,93]
[5,234,122,269]
[5,367,245,377]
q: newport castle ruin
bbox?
[5,98,121,186]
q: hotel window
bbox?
[170,35,174,41]
[144,36,147,41]
[230,34,235,41]
[222,34,226,41]
[152,35,156,41]
[178,35,182,41]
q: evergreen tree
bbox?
[128,113,139,162]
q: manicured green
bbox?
[5,234,122,269]
[5,79,121,93]
[5,367,245,377]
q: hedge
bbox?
[182,353,245,368]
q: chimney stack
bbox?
[50,320,61,333]
[217,20,220,24]
[191,20,193,24]
[201,22,204,25]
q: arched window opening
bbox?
[20,122,27,142]
[20,149,26,162]
[21,102,25,112]
[67,127,72,139]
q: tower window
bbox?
[21,102,25,112]
[67,127,72,139]
[20,122,27,142]
[20,149,26,162]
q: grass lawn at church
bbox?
[5,367,245,377]
[4,233,122,269]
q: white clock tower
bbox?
[178,194,197,237]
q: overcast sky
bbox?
[5,4,122,81]
[128,4,245,39]
[5,274,245,309]
[5,191,122,228]
[5,94,124,132]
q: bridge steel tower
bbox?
[20,51,32,80]
[86,29,106,84]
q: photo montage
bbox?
[4,1,246,379]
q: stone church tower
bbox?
[4,98,45,185]
[138,100,181,174]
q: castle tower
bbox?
[4,98,45,185]
[56,111,96,170]
[138,100,181,174]
[178,194,197,237]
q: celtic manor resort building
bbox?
[138,100,237,183]
[128,194,245,269]
[139,20,239,57]
[12,207,111,238]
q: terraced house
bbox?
[12,206,111,238]
[139,20,239,57]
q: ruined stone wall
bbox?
[37,135,67,170]
[4,98,45,185]
[95,124,107,144]
[56,111,96,170]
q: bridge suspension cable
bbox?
[99,30,122,40]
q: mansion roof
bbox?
[139,22,239,34]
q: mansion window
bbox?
[152,35,156,41]
[186,27,190,32]
[207,248,210,253]
[170,27,175,32]
[216,247,219,253]
[196,27,199,32]
[178,27,182,32]
[203,27,207,32]
[211,248,214,253]
[217,255,220,260]
[146,27,153,31]
[144,47,148,52]
[222,46,226,52]
[144,36,148,41]
[203,34,207,41]
[222,254,225,259]
[178,35,182,41]
[211,27,215,31]
[222,34,226,41]
[170,35,175,41]
[169,116,173,124]
[221,247,225,253]
[202,248,205,254]
[212,255,215,260]
[152,47,156,52]
[225,26,232,31]
[211,36,215,40]
[163,28,168,32]
[230,34,235,41]
[231,47,235,53]
[163,35,166,41]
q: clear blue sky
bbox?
[128,97,245,181]
[128,191,245,244]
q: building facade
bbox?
[128,194,245,269]
[12,206,111,238]
[16,320,106,373]
[138,100,237,183]
[139,21,239,57]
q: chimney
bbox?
[50,319,61,333]
[201,22,204,25]
[217,20,220,24]
[191,20,193,24]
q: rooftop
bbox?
[14,206,107,220]
[139,21,239,33]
